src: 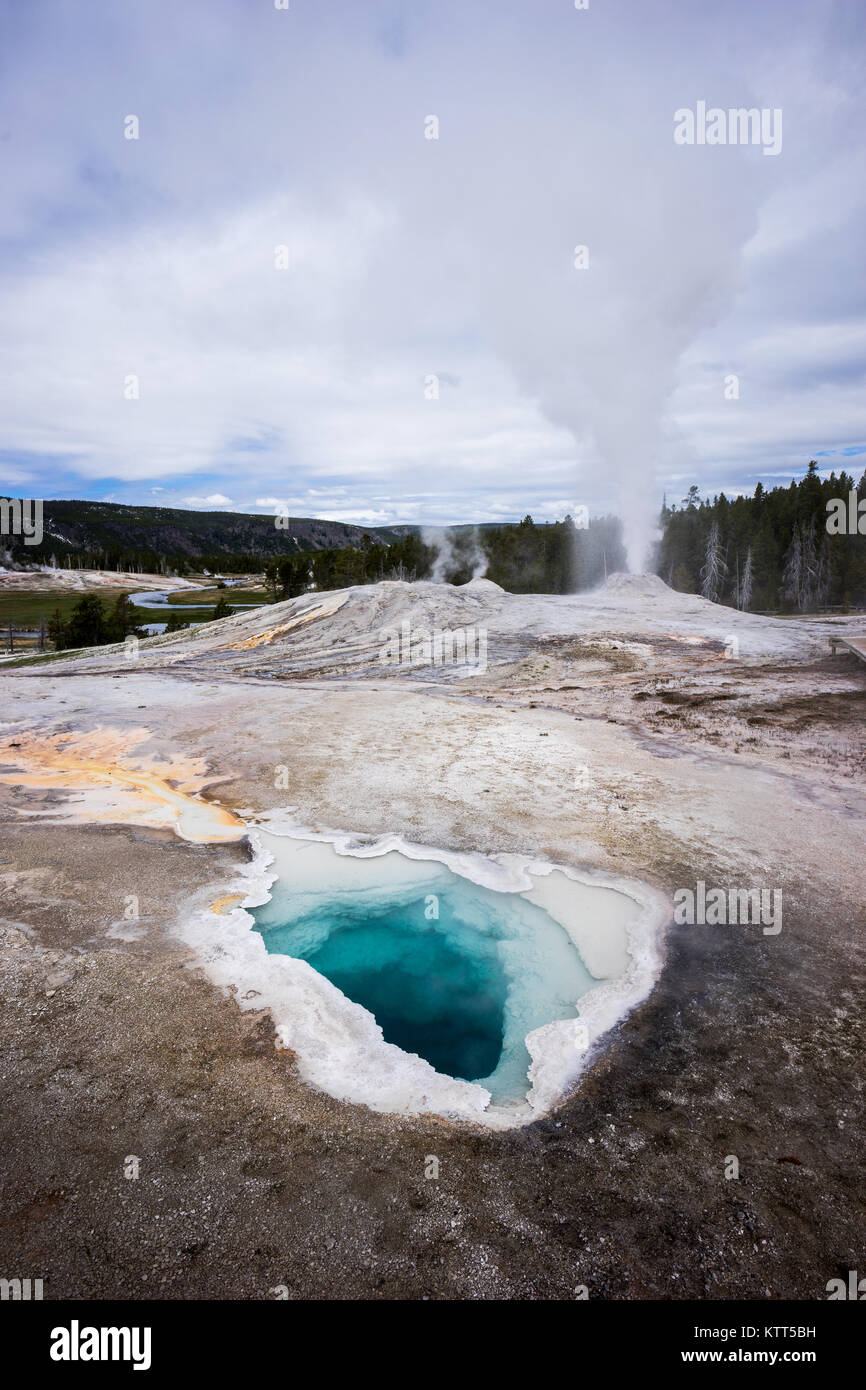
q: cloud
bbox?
[0,0,863,549]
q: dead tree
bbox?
[700,521,728,603]
[740,547,753,611]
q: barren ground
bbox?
[0,576,863,1299]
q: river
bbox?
[128,586,264,635]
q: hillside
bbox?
[2,498,415,574]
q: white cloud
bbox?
[0,0,863,550]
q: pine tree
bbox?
[47,608,68,650]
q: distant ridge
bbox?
[2,498,417,571]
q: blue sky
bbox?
[0,0,864,557]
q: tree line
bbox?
[46,593,235,650]
[263,516,626,600]
[657,462,866,611]
[47,594,145,650]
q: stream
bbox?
[128,587,263,635]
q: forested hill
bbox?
[0,498,414,574]
[658,462,866,610]
[2,496,626,592]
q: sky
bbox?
[0,0,864,562]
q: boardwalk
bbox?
[829,635,866,664]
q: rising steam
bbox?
[422,527,488,584]
[427,16,775,569]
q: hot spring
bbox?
[185,825,667,1128]
[251,859,600,1104]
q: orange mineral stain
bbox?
[210,893,246,915]
[0,727,246,843]
[228,594,349,651]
